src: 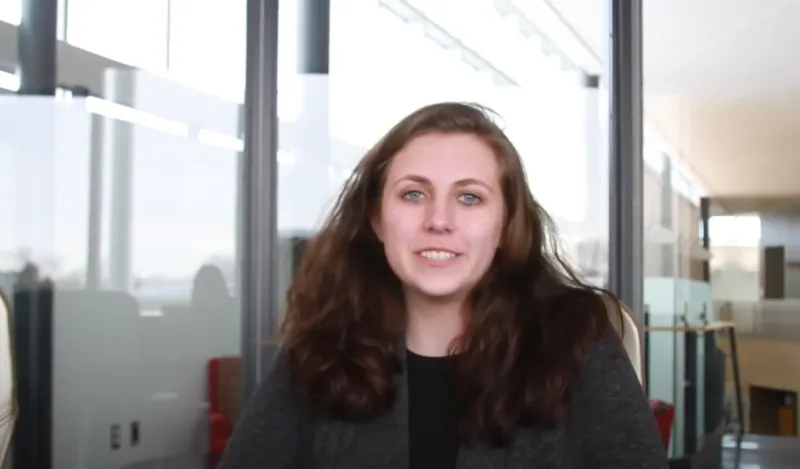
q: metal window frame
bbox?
[607,0,644,326]
[241,0,280,399]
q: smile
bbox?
[417,250,459,261]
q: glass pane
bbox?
[1,1,248,466]
[641,0,761,460]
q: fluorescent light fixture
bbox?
[84,96,189,137]
[197,129,244,152]
[0,67,298,168]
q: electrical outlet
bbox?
[131,420,140,446]
[110,424,121,450]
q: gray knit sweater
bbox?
[219,330,669,469]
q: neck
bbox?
[405,295,465,357]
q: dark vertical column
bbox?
[12,277,54,469]
[18,0,58,95]
[700,197,711,282]
[297,0,330,75]
[683,331,698,454]
[727,327,744,437]
[13,4,58,467]
[241,0,280,399]
[607,0,644,324]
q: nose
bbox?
[423,197,454,233]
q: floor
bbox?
[722,434,800,468]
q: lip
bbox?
[414,247,461,255]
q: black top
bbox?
[406,350,459,469]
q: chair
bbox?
[604,297,675,450]
[208,356,242,457]
[0,289,17,464]
[604,296,643,385]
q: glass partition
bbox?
[1,6,250,464]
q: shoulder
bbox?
[572,291,643,409]
[251,344,305,412]
[218,345,310,468]
[235,344,311,438]
[568,323,669,467]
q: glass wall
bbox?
[0,1,249,467]
[640,0,754,462]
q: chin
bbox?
[411,279,467,300]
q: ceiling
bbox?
[545,0,800,201]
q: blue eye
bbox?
[403,190,425,201]
[459,193,481,205]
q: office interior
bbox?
[1,0,799,468]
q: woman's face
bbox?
[374,132,505,302]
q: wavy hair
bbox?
[282,102,621,445]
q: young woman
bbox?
[219,102,668,469]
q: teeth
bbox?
[420,250,456,261]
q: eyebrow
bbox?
[394,174,495,192]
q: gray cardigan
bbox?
[219,331,669,468]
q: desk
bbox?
[645,321,742,469]
[645,320,743,437]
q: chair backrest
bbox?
[209,356,243,425]
[0,289,17,463]
[605,296,643,385]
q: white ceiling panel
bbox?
[546,0,800,197]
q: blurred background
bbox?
[1,0,799,468]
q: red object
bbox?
[208,359,230,457]
[208,357,242,457]
[649,400,675,450]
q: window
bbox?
[708,215,761,248]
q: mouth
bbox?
[415,249,461,262]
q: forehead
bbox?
[386,133,499,182]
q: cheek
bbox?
[463,215,504,250]
[379,210,418,252]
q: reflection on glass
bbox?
[1,68,244,467]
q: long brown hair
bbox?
[282,102,620,445]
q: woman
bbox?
[219,102,668,468]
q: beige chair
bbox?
[0,289,16,464]
[604,296,643,385]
